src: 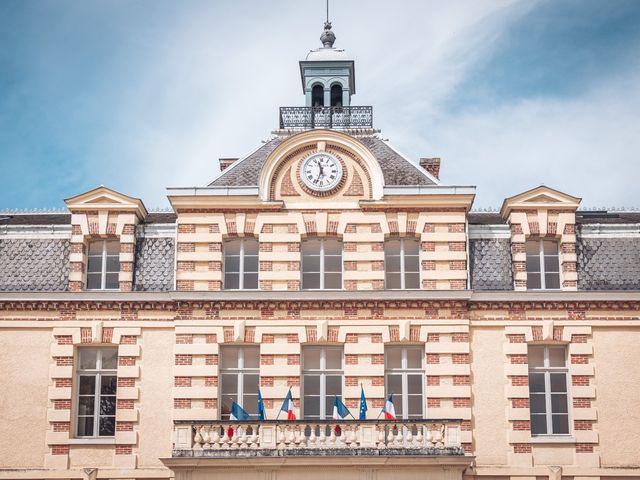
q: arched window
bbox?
[223,238,258,289]
[330,84,343,107]
[311,84,324,107]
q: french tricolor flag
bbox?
[280,389,296,420]
[383,394,396,420]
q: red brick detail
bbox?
[287,376,300,387]
[573,398,591,408]
[576,443,594,453]
[174,377,192,387]
[205,377,218,387]
[574,420,594,430]
[571,334,588,343]
[448,223,465,233]
[572,375,590,386]
[116,422,134,432]
[513,443,532,453]
[261,355,274,365]
[117,399,134,410]
[452,332,469,343]
[52,422,70,432]
[260,377,274,387]
[427,354,440,364]
[427,376,440,386]
[51,445,70,455]
[453,398,470,408]
[507,334,526,343]
[115,445,133,455]
[510,355,528,364]
[427,398,441,407]
[453,375,470,386]
[120,335,137,345]
[55,357,73,366]
[453,354,470,364]
[512,398,529,408]
[175,334,193,344]
[205,354,218,365]
[55,335,73,345]
[511,376,529,386]
[571,355,589,364]
[80,327,92,343]
[513,420,530,431]
[55,378,72,388]
[118,378,135,388]
[174,355,192,366]
[174,399,192,409]
[102,328,114,343]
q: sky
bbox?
[1,0,639,211]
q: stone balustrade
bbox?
[173,419,464,457]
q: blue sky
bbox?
[1,0,639,210]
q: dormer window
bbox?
[330,84,343,107]
[526,239,560,290]
[86,240,120,290]
[223,238,259,290]
[312,84,324,107]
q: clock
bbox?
[300,153,343,192]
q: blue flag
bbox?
[359,386,368,420]
[332,395,352,420]
[257,388,266,421]
[230,401,250,421]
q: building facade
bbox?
[1,21,640,480]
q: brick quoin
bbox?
[513,443,532,453]
[205,377,218,387]
[427,398,441,407]
[55,378,72,388]
[174,399,192,409]
[573,398,591,408]
[52,422,70,432]
[571,355,589,364]
[174,377,192,387]
[576,443,594,453]
[511,376,529,386]
[345,354,358,365]
[345,333,359,343]
[205,354,218,365]
[427,376,440,386]
[175,334,193,344]
[174,355,192,366]
[452,333,469,343]
[115,445,133,455]
[117,399,134,409]
[571,334,588,343]
[260,377,274,387]
[453,375,470,386]
[510,355,528,364]
[507,334,526,343]
[427,354,440,364]
[572,375,590,386]
[453,398,470,408]
[287,355,300,365]
[54,400,71,410]
[574,420,594,430]
[512,420,530,431]
[512,398,529,408]
[51,445,70,455]
[118,378,135,388]
[426,333,440,342]
[371,354,384,365]
[453,354,470,364]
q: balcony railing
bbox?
[173,419,463,457]
[279,106,373,130]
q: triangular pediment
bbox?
[64,186,148,220]
[500,185,581,218]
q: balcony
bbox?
[279,106,373,130]
[172,419,464,458]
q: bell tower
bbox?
[299,21,355,108]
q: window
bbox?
[526,239,560,290]
[86,240,120,290]
[76,348,118,437]
[528,345,570,435]
[220,346,259,419]
[385,346,424,419]
[302,238,342,290]
[312,84,324,107]
[302,346,343,419]
[223,238,258,290]
[330,84,343,107]
[385,238,420,289]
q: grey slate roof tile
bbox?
[0,239,69,291]
[134,237,175,291]
[577,235,640,290]
[469,239,513,290]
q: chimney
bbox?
[420,157,441,180]
[219,158,238,172]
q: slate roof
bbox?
[134,238,175,291]
[467,213,506,225]
[577,235,640,290]
[0,212,177,226]
[469,239,513,290]
[0,239,70,291]
[208,135,435,187]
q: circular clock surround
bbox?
[300,152,344,192]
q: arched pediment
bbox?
[257,130,385,203]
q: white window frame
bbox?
[526,239,561,290]
[86,239,120,291]
[528,345,571,436]
[384,346,425,419]
[385,238,420,290]
[219,346,260,420]
[302,346,343,419]
[301,238,343,290]
[75,348,118,438]
[223,238,259,290]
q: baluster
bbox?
[277,425,286,449]
[202,426,211,449]
[425,425,434,448]
[211,425,221,449]
[249,424,259,448]
[318,424,326,448]
[376,425,385,449]
[394,425,403,447]
[308,424,317,448]
[287,425,296,448]
[415,423,424,447]
[348,425,358,448]
[193,425,204,450]
[405,424,413,447]
[220,425,230,449]
[239,425,248,448]
[298,425,307,448]
[230,424,239,449]
[386,425,395,448]
[329,424,337,448]
[434,423,445,449]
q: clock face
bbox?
[301,153,343,192]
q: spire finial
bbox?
[320,1,335,49]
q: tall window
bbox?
[330,84,343,107]
[302,346,343,419]
[224,238,258,290]
[302,238,342,290]
[312,84,324,107]
[385,346,424,419]
[86,240,119,290]
[220,346,259,419]
[526,239,560,290]
[76,348,118,437]
[385,238,420,289]
[528,345,569,435]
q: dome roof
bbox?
[305,47,351,62]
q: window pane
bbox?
[220,374,238,398]
[527,273,541,290]
[243,374,259,395]
[102,349,118,370]
[79,349,98,369]
[386,273,401,290]
[77,416,94,436]
[404,239,419,255]
[244,394,258,414]
[86,273,102,290]
[243,347,259,369]
[100,396,116,416]
[526,255,541,273]
[406,348,422,368]
[529,373,545,392]
[243,273,258,290]
[324,255,341,272]
[528,346,545,368]
[220,395,233,418]
[324,272,342,289]
[385,240,401,255]
[386,255,401,272]
[407,395,423,417]
[99,416,115,436]
[303,348,321,370]
[225,239,241,256]
[105,256,119,272]
[525,241,539,255]
[302,239,321,255]
[386,374,402,396]
[531,414,547,435]
[405,256,420,273]
[302,272,320,290]
[105,240,119,255]
[244,239,259,255]
[105,273,119,289]
[548,347,566,367]
[224,273,240,290]
[385,348,402,369]
[530,393,546,413]
[87,257,103,273]
[552,414,569,434]
[325,348,342,369]
[323,240,342,255]
[325,375,342,396]
[303,375,320,395]
[545,273,560,290]
[78,396,95,415]
[79,376,95,395]
[303,255,320,272]
[101,375,117,395]
[221,347,239,368]
[88,241,103,254]
[543,240,558,255]
[407,374,423,394]
[551,394,568,413]
[225,256,240,273]
[544,255,559,272]
[304,395,320,418]
[325,397,334,418]
[244,256,258,273]
[550,373,567,393]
